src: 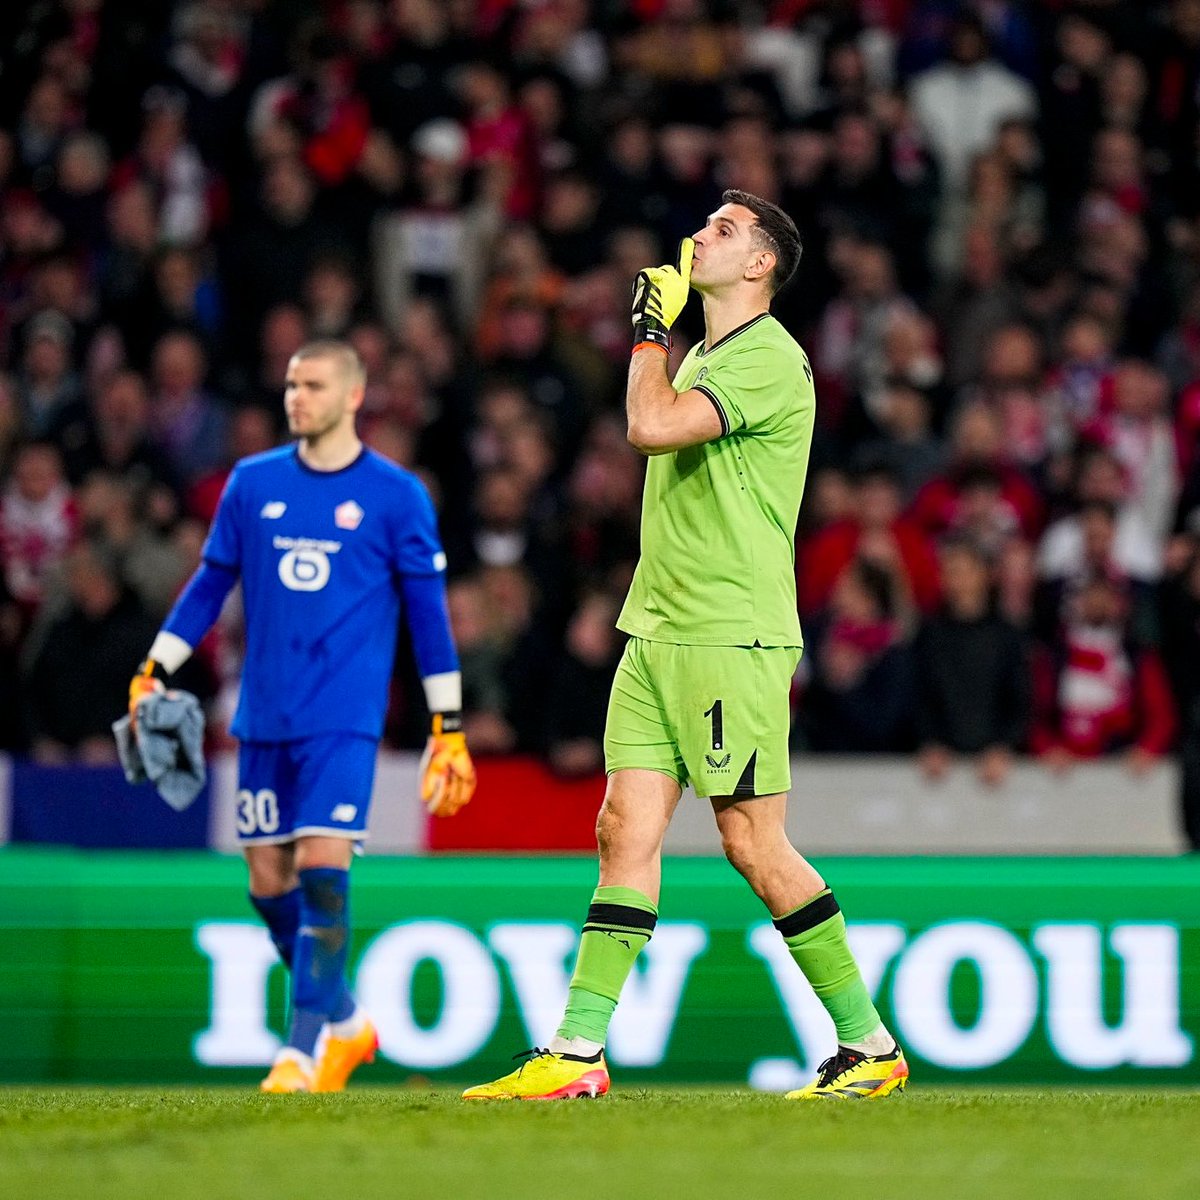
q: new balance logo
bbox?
[705,753,731,770]
[331,804,358,822]
[261,501,287,519]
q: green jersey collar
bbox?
[698,312,771,357]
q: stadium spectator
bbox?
[1161,537,1200,849]
[132,245,224,367]
[75,470,187,619]
[855,379,944,501]
[1038,444,1165,586]
[17,311,83,438]
[303,254,364,340]
[1030,573,1176,772]
[111,85,210,245]
[23,539,157,765]
[447,573,517,755]
[915,537,1029,787]
[458,59,541,221]
[798,557,915,753]
[543,589,623,776]
[147,330,227,482]
[1034,498,1157,647]
[908,14,1035,197]
[54,367,178,494]
[374,116,501,331]
[798,458,938,617]
[225,157,348,358]
[909,399,1043,542]
[0,441,77,615]
[812,239,917,425]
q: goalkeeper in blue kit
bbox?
[129,339,475,1093]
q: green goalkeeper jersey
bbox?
[618,313,815,648]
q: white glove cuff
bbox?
[148,631,194,675]
[422,671,462,715]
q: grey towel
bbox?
[112,689,207,812]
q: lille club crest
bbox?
[334,500,364,530]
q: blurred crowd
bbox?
[1,0,1199,841]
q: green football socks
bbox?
[773,888,882,1044]
[556,885,658,1045]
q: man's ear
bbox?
[746,249,777,283]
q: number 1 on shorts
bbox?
[704,699,724,750]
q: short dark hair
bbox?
[292,338,366,385]
[721,188,803,295]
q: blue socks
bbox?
[290,868,355,1055]
[250,888,301,965]
[250,872,357,1058]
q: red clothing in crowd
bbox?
[302,92,371,186]
[797,518,940,616]
[1176,382,1200,475]
[909,464,1044,541]
[466,106,540,221]
[0,481,78,613]
[1030,632,1176,758]
[186,466,230,525]
[767,0,912,31]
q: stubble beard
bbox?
[291,406,345,447]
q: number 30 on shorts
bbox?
[236,788,280,835]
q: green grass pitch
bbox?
[2,1087,1198,1200]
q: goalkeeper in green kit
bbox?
[464,190,908,1101]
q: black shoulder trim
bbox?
[694,385,730,437]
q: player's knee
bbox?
[595,803,620,858]
[245,855,295,897]
[595,802,649,865]
[719,823,758,878]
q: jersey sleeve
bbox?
[692,343,808,436]
[392,474,448,577]
[201,467,244,569]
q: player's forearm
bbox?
[154,560,239,672]
[401,572,463,728]
[626,346,682,456]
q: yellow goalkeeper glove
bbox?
[420,712,476,818]
[128,658,165,726]
[631,237,694,351]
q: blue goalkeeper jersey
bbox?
[170,445,447,742]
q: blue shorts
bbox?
[235,734,378,845]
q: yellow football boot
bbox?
[786,1044,909,1100]
[462,1048,610,1101]
[313,1018,379,1093]
[260,1051,313,1093]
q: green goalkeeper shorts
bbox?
[604,637,802,799]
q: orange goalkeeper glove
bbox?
[420,712,476,818]
[128,659,165,725]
